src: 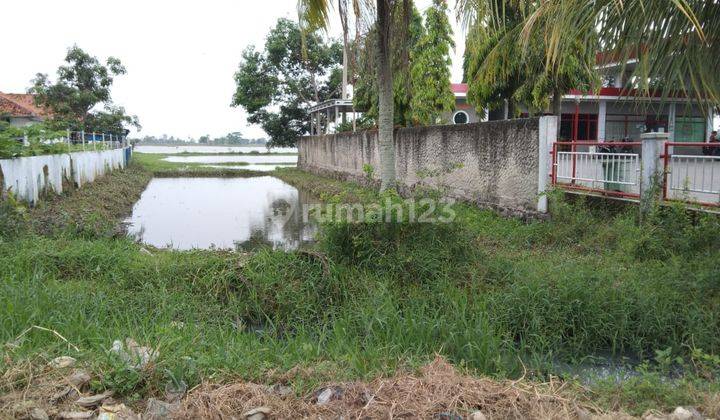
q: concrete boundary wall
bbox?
[298,117,557,214]
[0,147,131,205]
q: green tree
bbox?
[409,0,455,125]
[353,5,425,126]
[514,29,598,117]
[231,18,342,147]
[522,0,719,108]
[84,105,141,136]
[29,45,139,132]
[299,0,418,190]
[463,0,597,118]
[462,0,525,119]
[462,0,720,114]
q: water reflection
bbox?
[126,177,317,250]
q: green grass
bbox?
[26,163,152,237]
[172,151,298,156]
[1,167,719,414]
[132,152,281,177]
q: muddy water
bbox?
[125,176,318,250]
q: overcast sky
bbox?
[3,1,465,140]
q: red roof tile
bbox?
[0,92,51,118]
[451,83,468,94]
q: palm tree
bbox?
[521,0,719,107]
[299,0,402,191]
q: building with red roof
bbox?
[0,92,51,127]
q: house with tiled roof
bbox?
[0,92,51,127]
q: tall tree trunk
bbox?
[552,87,562,117]
[339,0,349,100]
[506,99,516,119]
[377,0,395,190]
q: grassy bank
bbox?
[1,166,719,417]
[172,151,298,156]
[132,152,291,177]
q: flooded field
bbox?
[125,176,317,250]
[164,155,298,164]
[135,145,298,154]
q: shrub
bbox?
[0,194,28,239]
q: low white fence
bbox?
[552,140,720,207]
[555,151,641,196]
[666,154,720,206]
[552,142,642,199]
[0,146,131,205]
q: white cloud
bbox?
[2,0,466,139]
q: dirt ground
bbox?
[179,357,598,419]
[6,356,710,420]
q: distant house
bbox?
[308,84,483,133]
[0,92,51,127]
[447,83,480,125]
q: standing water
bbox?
[125,177,317,250]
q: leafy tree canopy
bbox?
[353,5,425,127]
[29,45,140,135]
[463,0,597,118]
[231,18,342,147]
[409,0,455,125]
[521,0,720,108]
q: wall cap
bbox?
[640,132,670,140]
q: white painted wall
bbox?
[0,147,130,205]
[8,117,40,127]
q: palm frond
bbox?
[522,0,719,107]
[298,0,333,31]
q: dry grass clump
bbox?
[179,356,603,419]
[0,358,86,418]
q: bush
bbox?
[0,195,28,239]
[0,121,68,158]
[335,116,376,133]
[319,195,483,286]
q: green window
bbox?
[674,117,706,142]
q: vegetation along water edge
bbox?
[1,159,719,418]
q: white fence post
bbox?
[81,130,86,150]
[537,116,558,213]
[640,132,669,217]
